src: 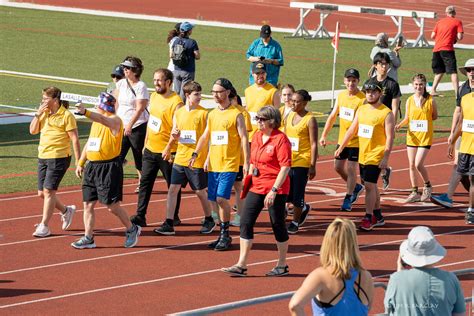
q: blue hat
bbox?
[98,92,116,113]
[111,65,124,78]
[180,21,194,32]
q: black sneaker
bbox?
[130,215,147,227]
[154,221,175,235]
[200,219,216,234]
[374,214,385,227]
[466,211,474,224]
[173,216,182,226]
[287,222,299,234]
[382,167,392,190]
[208,236,221,249]
[298,203,310,226]
[214,234,232,251]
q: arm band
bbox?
[78,159,86,167]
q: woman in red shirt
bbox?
[222,106,292,277]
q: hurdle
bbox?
[289,2,437,48]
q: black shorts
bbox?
[335,145,359,162]
[457,153,474,176]
[235,165,244,182]
[407,145,431,149]
[287,167,309,208]
[37,156,71,191]
[170,164,208,190]
[82,157,123,205]
[432,51,457,74]
[359,164,382,184]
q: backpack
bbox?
[171,38,189,68]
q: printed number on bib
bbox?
[358,124,374,139]
[462,119,474,133]
[288,137,299,151]
[410,120,428,132]
[179,130,197,144]
[87,138,101,152]
[148,115,162,133]
[211,131,229,145]
[339,107,355,122]
[249,112,258,125]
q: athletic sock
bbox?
[165,218,174,227]
[345,194,352,199]
[424,181,431,187]
[411,187,418,193]
[373,209,382,219]
[205,216,214,222]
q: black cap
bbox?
[344,68,360,79]
[362,82,383,93]
[111,65,125,78]
[252,62,266,73]
[214,78,233,90]
[260,25,271,38]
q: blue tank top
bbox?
[311,268,369,316]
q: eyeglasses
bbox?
[465,68,474,73]
[211,90,226,94]
[255,116,269,122]
[111,75,123,79]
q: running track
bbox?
[1,140,473,314]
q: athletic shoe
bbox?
[71,235,96,249]
[349,184,365,204]
[154,221,175,236]
[61,205,76,230]
[32,223,51,237]
[130,214,147,227]
[430,194,453,208]
[173,216,182,226]
[200,219,216,234]
[214,234,232,251]
[466,211,474,224]
[374,214,385,227]
[230,213,241,227]
[208,236,221,249]
[298,203,311,226]
[382,167,392,190]
[340,196,352,212]
[405,191,421,203]
[359,215,376,231]
[125,224,141,248]
[287,222,299,234]
[420,186,432,202]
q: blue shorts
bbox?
[208,172,238,201]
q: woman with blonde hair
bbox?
[289,218,374,315]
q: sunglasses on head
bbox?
[255,116,269,122]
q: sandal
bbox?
[265,265,289,277]
[221,265,247,277]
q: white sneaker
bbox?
[61,205,76,230]
[33,223,51,237]
[420,186,432,202]
[405,191,421,203]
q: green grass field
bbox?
[0,6,470,194]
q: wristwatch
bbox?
[191,152,198,158]
[271,187,278,193]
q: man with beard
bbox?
[130,68,184,228]
[335,82,395,231]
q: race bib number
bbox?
[462,119,474,133]
[148,115,162,133]
[211,131,228,145]
[249,112,258,125]
[288,137,299,151]
[179,130,197,144]
[87,138,101,152]
[339,107,355,122]
[409,120,428,132]
[358,124,374,139]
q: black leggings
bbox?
[240,191,289,243]
[120,122,147,171]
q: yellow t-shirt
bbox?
[173,105,208,168]
[233,104,252,167]
[357,103,392,165]
[244,82,277,139]
[279,105,293,131]
[285,111,314,168]
[145,92,183,153]
[38,106,77,159]
[208,105,242,172]
[406,95,434,147]
[460,93,474,155]
[86,119,123,162]
[336,90,365,148]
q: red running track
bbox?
[1,140,473,314]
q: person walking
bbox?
[369,33,402,82]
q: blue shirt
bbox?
[246,37,284,86]
[173,37,199,73]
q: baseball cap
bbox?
[214,78,233,90]
[252,62,266,74]
[399,226,446,268]
[344,68,360,79]
[260,25,271,38]
[180,21,194,32]
[98,92,116,113]
[111,65,124,78]
[362,82,383,92]
[459,58,474,76]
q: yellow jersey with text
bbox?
[38,106,77,159]
[285,111,313,168]
[336,90,365,148]
[460,93,474,155]
[406,95,434,147]
[86,119,123,161]
[244,82,277,139]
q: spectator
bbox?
[29,87,80,238]
[289,218,374,315]
[246,24,284,87]
[106,65,124,93]
[369,33,402,82]
[222,106,291,276]
[430,5,464,97]
[384,226,466,315]
[166,22,181,72]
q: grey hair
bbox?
[257,106,282,129]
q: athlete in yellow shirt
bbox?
[335,82,395,231]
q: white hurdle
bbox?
[289,2,437,47]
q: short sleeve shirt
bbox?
[116,79,150,128]
[38,106,77,159]
[456,80,473,107]
[246,38,284,86]
[364,77,401,109]
[173,37,199,73]
[433,17,464,52]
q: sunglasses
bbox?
[465,68,474,73]
[111,75,123,79]
[123,65,136,70]
[255,116,269,122]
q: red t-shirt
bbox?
[250,129,292,195]
[433,17,463,52]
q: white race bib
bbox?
[288,137,299,151]
[358,124,374,139]
[87,138,101,152]
[409,120,428,132]
[249,112,258,125]
[148,115,162,133]
[179,130,197,144]
[462,119,474,133]
[339,106,355,122]
[211,131,229,145]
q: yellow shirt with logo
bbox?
[145,92,183,153]
[285,111,313,168]
[86,119,123,162]
[357,103,391,165]
[406,95,434,147]
[38,106,77,159]
[208,105,242,172]
[174,105,208,168]
[460,92,474,155]
[336,90,365,148]
[244,82,277,139]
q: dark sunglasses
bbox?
[111,75,123,79]
[255,116,269,122]
[465,68,474,73]
[123,65,136,70]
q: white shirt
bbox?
[116,79,150,128]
